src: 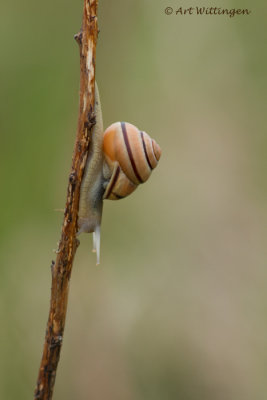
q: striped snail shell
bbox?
[102,122,161,200]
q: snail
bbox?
[78,82,161,264]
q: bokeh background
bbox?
[1,0,266,399]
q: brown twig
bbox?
[34,1,99,399]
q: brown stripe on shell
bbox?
[105,164,121,199]
[140,131,153,170]
[152,139,161,161]
[113,193,124,199]
[142,131,158,169]
[121,122,144,184]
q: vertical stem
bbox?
[34,1,99,399]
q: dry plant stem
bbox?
[34,1,99,399]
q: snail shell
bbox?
[102,122,161,200]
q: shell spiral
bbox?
[102,122,161,200]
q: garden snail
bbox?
[78,83,161,264]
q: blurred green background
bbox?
[0,0,266,399]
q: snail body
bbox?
[78,82,104,262]
[78,84,161,264]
